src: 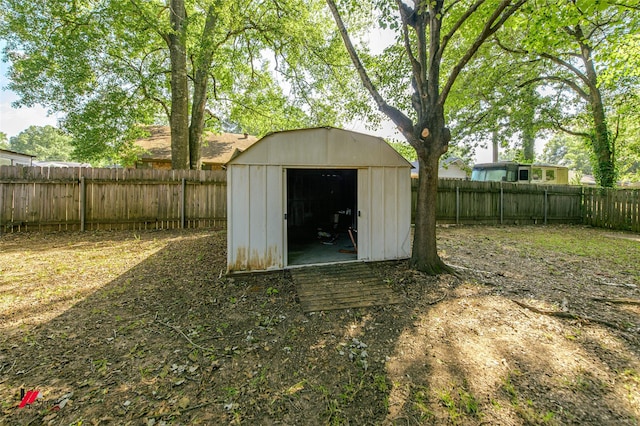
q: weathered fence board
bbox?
[414,179,584,225]
[1,166,638,233]
[583,187,640,232]
[0,166,226,232]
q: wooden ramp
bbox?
[290,262,401,312]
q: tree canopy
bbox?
[445,0,640,186]
[0,132,8,150]
[0,0,358,166]
[5,125,75,161]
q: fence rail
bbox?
[416,179,585,225]
[1,166,638,233]
[0,166,226,232]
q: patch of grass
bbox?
[514,228,640,269]
[459,389,479,415]
[618,369,639,403]
[502,371,520,404]
[224,386,239,397]
[437,383,481,424]
[439,389,460,423]
[503,371,559,425]
[413,385,435,420]
[374,374,388,393]
[215,322,230,335]
[374,375,390,409]
[515,399,559,425]
[92,358,109,376]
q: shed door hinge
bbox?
[284,213,288,220]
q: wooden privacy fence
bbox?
[412,179,585,225]
[1,166,639,233]
[583,187,640,232]
[0,166,226,232]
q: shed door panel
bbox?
[247,165,283,271]
[248,166,267,267]
[228,165,251,271]
[396,167,412,258]
[368,167,412,261]
[369,167,386,260]
[228,165,283,272]
[357,168,370,260]
[383,167,398,257]
[265,166,283,269]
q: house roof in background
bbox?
[0,148,36,158]
[411,157,467,171]
[136,126,258,164]
[33,161,91,168]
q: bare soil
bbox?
[1,225,639,425]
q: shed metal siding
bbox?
[357,168,370,261]
[227,127,411,273]
[365,167,411,261]
[229,127,410,168]
[228,165,284,272]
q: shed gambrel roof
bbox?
[227,127,411,168]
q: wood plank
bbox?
[291,263,401,312]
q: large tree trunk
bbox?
[411,147,449,273]
[577,29,615,187]
[585,75,615,187]
[169,0,190,169]
[189,69,207,170]
[522,87,536,162]
[588,90,615,187]
[189,6,219,170]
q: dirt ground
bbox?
[1,225,639,425]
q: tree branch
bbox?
[325,0,414,135]
[540,49,591,88]
[439,0,527,106]
[396,0,422,89]
[520,76,589,101]
[543,110,591,138]
[438,0,487,62]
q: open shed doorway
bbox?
[287,169,358,266]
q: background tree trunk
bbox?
[188,6,219,170]
[169,0,190,170]
[522,86,536,162]
[582,51,615,187]
[189,70,207,170]
[575,27,615,187]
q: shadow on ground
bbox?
[0,226,638,425]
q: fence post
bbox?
[544,188,548,225]
[80,176,86,232]
[181,178,186,229]
[500,182,504,225]
[456,185,460,225]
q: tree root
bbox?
[591,297,640,305]
[510,299,626,333]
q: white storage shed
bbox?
[226,127,412,273]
